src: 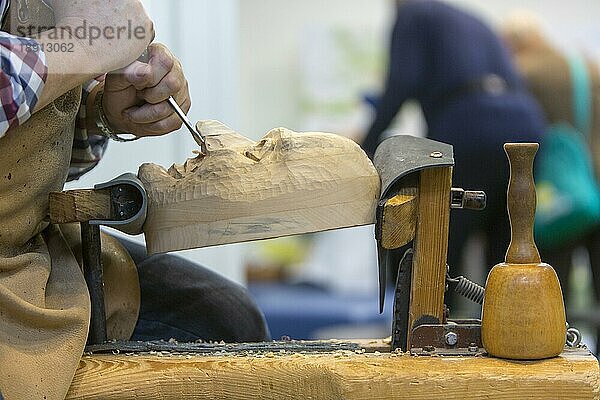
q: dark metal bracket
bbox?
[410,320,485,356]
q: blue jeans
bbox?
[116,238,271,343]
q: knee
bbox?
[211,285,271,343]
[136,255,270,343]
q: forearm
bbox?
[32,31,106,111]
[30,8,152,111]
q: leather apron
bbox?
[0,1,140,399]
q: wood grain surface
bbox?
[48,189,112,224]
[408,167,452,337]
[504,143,541,264]
[139,120,381,254]
[67,348,599,399]
[380,191,417,250]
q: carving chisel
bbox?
[167,96,208,154]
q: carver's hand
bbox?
[103,43,191,137]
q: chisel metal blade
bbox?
[167,96,208,154]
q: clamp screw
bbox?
[445,332,458,346]
[430,151,443,158]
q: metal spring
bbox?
[452,276,485,305]
[566,324,582,347]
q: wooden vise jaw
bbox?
[374,135,455,316]
[374,136,485,352]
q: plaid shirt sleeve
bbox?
[0,32,47,137]
[68,77,110,181]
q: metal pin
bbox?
[445,332,458,346]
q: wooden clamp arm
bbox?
[379,188,485,251]
[48,173,147,235]
[49,189,113,224]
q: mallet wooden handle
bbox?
[504,143,541,265]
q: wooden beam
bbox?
[67,348,599,399]
[48,189,112,224]
[408,167,453,337]
[139,120,381,254]
[380,191,418,250]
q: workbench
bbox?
[51,135,599,399]
[66,344,599,399]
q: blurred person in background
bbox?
[503,11,600,344]
[502,12,600,179]
[361,0,546,308]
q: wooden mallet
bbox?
[481,143,566,360]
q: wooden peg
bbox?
[380,191,418,250]
[481,143,566,360]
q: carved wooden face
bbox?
[137,120,380,253]
[165,120,363,179]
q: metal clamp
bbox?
[92,173,148,235]
[451,188,487,210]
[410,320,484,356]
